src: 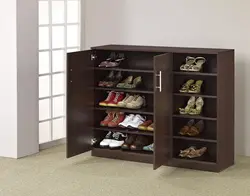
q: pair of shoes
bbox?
[143,143,154,152]
[119,114,146,129]
[99,91,125,107]
[118,94,146,109]
[121,135,152,151]
[179,120,204,136]
[138,120,154,131]
[100,131,127,149]
[117,76,142,89]
[98,71,122,87]
[179,96,204,115]
[179,80,203,94]
[98,53,125,67]
[180,56,206,72]
[100,111,125,127]
[179,146,207,158]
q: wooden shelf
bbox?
[173,136,217,143]
[94,67,154,73]
[172,114,217,121]
[172,154,216,164]
[173,71,217,77]
[173,93,217,99]
[94,87,154,94]
[92,148,153,164]
[95,106,154,115]
[94,126,154,136]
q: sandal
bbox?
[179,146,196,157]
[180,56,196,71]
[179,119,195,135]
[188,57,206,72]
[187,147,207,158]
[106,53,125,67]
[188,120,204,136]
[98,52,116,67]
[124,76,142,89]
[98,71,115,87]
[188,97,204,115]
[106,71,123,87]
[188,80,203,94]
[179,96,196,114]
[179,79,194,93]
[116,76,133,88]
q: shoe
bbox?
[180,56,195,71]
[99,91,116,106]
[179,79,194,93]
[187,147,207,158]
[107,92,125,107]
[124,76,142,89]
[117,94,134,108]
[130,136,150,151]
[127,114,146,129]
[143,143,154,152]
[188,97,204,115]
[188,57,206,72]
[147,123,154,131]
[99,131,113,148]
[98,71,115,87]
[179,96,196,115]
[100,111,115,126]
[109,132,127,149]
[106,53,125,67]
[188,80,203,94]
[179,119,195,135]
[126,95,145,109]
[108,112,125,127]
[117,76,133,88]
[98,52,116,67]
[121,135,137,150]
[179,146,196,157]
[119,114,135,128]
[106,71,123,88]
[138,120,153,131]
[188,120,204,136]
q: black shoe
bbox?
[98,71,115,87]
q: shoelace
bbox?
[105,131,112,139]
[113,132,126,140]
[113,93,121,102]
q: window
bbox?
[38,0,81,144]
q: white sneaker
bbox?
[109,132,127,149]
[127,114,146,129]
[126,95,145,109]
[117,94,134,108]
[99,131,113,148]
[118,114,135,128]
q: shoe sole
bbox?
[107,103,118,107]
[99,103,107,106]
[109,146,121,150]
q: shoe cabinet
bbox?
[67,45,234,172]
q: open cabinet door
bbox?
[67,51,94,158]
[153,53,173,169]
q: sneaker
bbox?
[107,92,125,107]
[100,111,115,126]
[99,131,113,148]
[126,95,145,109]
[143,143,154,152]
[118,114,135,128]
[121,135,137,150]
[109,132,127,149]
[108,112,125,127]
[127,114,146,129]
[117,94,134,108]
[99,91,116,106]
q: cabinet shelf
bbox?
[173,71,217,77]
[173,136,217,143]
[94,67,154,73]
[94,87,154,94]
[94,126,154,136]
[172,114,217,121]
[94,106,154,115]
[173,93,217,99]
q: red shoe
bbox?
[108,112,125,127]
[107,92,125,107]
[99,91,116,106]
[100,111,115,126]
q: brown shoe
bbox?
[130,136,151,151]
[121,135,137,150]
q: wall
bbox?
[85,0,249,156]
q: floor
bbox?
[0,146,250,196]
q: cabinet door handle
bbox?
[155,71,162,92]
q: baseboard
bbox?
[39,138,66,150]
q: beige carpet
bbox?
[0,145,249,196]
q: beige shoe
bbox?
[117,94,134,108]
[126,95,145,109]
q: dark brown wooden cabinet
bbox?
[67,45,234,172]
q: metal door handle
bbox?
[155,71,162,92]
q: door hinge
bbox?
[91,54,97,61]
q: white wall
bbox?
[85,0,249,156]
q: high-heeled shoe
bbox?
[189,97,204,115]
[106,71,123,87]
[116,76,133,88]
[179,119,195,135]
[124,76,142,89]
[188,80,203,94]
[106,53,125,67]
[179,96,196,115]
[98,71,115,87]
[180,56,196,71]
[188,120,204,136]
[188,57,206,72]
[179,79,194,93]
[98,52,116,67]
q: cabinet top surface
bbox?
[91,44,233,54]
